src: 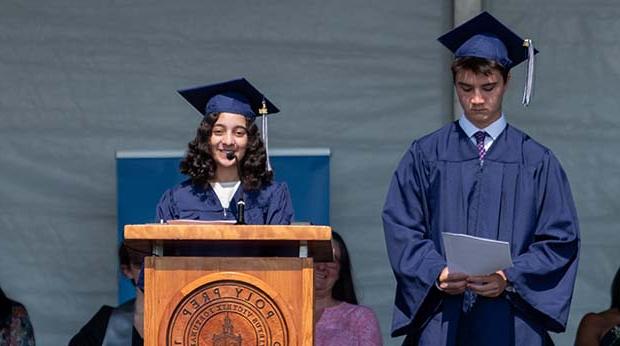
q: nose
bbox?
[222,131,235,146]
[471,89,484,105]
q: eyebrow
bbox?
[213,124,247,130]
[456,81,498,88]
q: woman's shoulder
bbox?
[159,179,208,202]
[9,301,30,317]
[165,178,197,194]
[250,180,290,197]
[577,309,620,342]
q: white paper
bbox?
[441,232,513,276]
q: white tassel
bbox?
[260,102,272,172]
[522,39,535,106]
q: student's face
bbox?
[121,264,142,286]
[209,112,249,171]
[455,68,509,129]
[314,240,342,293]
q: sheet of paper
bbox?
[441,232,513,276]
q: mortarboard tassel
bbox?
[522,39,535,106]
[259,100,272,171]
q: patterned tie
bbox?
[474,131,487,161]
[462,288,477,313]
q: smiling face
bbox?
[209,112,249,176]
[455,68,509,129]
[314,240,342,295]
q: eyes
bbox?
[459,84,496,93]
[212,126,247,138]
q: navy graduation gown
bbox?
[154,179,295,257]
[156,178,294,225]
[382,121,579,346]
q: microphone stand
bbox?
[226,151,245,225]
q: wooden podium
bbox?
[124,224,332,346]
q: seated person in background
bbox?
[0,287,35,345]
[314,231,382,346]
[575,266,620,346]
[156,78,294,225]
[69,244,145,346]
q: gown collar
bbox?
[458,113,507,141]
[446,121,521,163]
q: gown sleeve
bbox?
[265,182,295,225]
[504,151,580,333]
[382,143,447,336]
[155,188,179,221]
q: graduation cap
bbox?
[178,78,280,170]
[177,78,279,121]
[438,11,538,106]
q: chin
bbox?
[215,161,235,169]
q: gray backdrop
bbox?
[0,1,618,345]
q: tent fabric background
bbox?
[0,1,618,345]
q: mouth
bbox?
[314,270,328,279]
[216,148,235,155]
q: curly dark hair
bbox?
[451,56,510,84]
[180,113,273,190]
[331,231,359,305]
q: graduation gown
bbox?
[154,179,295,256]
[156,179,294,225]
[382,121,579,346]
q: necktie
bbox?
[463,131,487,312]
[474,131,487,161]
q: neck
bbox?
[466,112,501,129]
[215,166,239,182]
[315,289,338,309]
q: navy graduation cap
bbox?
[438,11,538,106]
[177,78,280,121]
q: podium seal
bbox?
[166,280,289,346]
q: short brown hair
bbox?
[451,57,509,84]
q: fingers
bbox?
[438,267,468,282]
[467,282,497,296]
[441,280,468,295]
[446,272,468,282]
[467,273,506,297]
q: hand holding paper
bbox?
[441,232,513,276]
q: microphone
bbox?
[225,150,245,225]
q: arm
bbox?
[382,144,446,336]
[155,188,179,221]
[265,182,294,225]
[504,152,580,332]
[352,306,383,346]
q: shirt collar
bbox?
[458,113,507,140]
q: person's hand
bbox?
[467,270,507,298]
[437,267,468,295]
